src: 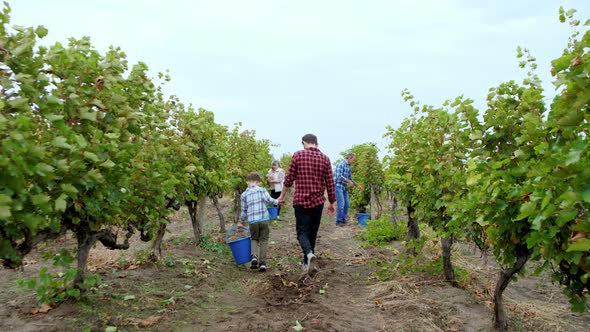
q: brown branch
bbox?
[2,227,66,268]
[96,227,133,250]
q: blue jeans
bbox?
[335,186,349,224]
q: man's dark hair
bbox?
[247,172,262,182]
[302,133,318,145]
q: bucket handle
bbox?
[225,225,250,243]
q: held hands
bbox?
[237,222,245,228]
[278,193,286,206]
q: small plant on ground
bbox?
[17,249,99,305]
[172,236,192,245]
[134,251,149,265]
[200,232,230,254]
[164,255,176,267]
[370,248,471,286]
[358,217,407,246]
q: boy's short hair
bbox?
[247,172,262,182]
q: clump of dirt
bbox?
[261,272,316,306]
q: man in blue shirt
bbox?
[333,153,364,225]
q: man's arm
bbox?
[334,162,345,182]
[345,164,364,190]
[325,158,336,216]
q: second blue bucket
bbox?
[267,207,278,220]
[225,226,251,265]
[357,213,370,227]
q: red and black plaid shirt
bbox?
[284,147,336,208]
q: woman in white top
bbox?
[267,160,285,217]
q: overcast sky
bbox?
[9,0,590,162]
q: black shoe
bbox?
[250,256,258,270]
[259,262,267,272]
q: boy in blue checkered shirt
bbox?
[238,172,279,272]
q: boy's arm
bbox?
[264,191,279,206]
[239,193,247,224]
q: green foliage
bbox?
[522,8,590,311]
[382,7,590,313]
[465,75,545,269]
[134,251,149,265]
[171,236,192,245]
[199,233,229,254]
[0,1,232,294]
[17,249,99,305]
[164,255,176,267]
[173,108,230,201]
[358,217,407,246]
[0,3,166,266]
[370,254,470,285]
[279,153,292,174]
[226,125,273,193]
[385,92,477,237]
[343,142,384,214]
[117,254,128,269]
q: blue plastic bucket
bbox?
[225,226,251,265]
[267,207,278,220]
[357,213,370,227]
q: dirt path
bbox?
[211,212,390,332]
[1,198,589,331]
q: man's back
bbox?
[284,147,336,208]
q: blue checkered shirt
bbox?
[240,185,279,224]
[334,160,354,189]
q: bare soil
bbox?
[1,197,589,332]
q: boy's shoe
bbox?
[307,253,318,276]
[250,256,258,270]
[259,263,267,272]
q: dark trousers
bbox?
[294,204,324,264]
[270,190,281,215]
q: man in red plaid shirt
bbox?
[278,133,336,276]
